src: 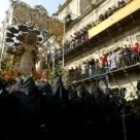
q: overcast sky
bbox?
[0,0,66,27]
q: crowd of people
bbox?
[67,42,140,82]
[64,0,133,54]
[0,75,140,140]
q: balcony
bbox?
[64,0,140,64]
[65,0,105,32]
[66,54,140,84]
[88,0,140,39]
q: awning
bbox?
[88,0,140,39]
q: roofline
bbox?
[55,0,72,15]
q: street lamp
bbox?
[62,20,66,68]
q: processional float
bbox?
[5,24,48,74]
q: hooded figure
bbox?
[76,84,89,98]
[8,76,42,140]
[52,76,69,106]
[0,78,10,140]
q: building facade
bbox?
[0,0,63,80]
[56,0,140,100]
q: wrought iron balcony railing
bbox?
[66,51,140,83]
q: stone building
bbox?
[0,0,63,78]
[56,0,140,100]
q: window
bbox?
[80,0,92,13]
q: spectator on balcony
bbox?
[83,27,88,41]
[122,44,132,66]
[118,0,126,8]
[70,35,75,50]
[78,29,85,44]
[74,66,80,81]
[112,5,118,12]
[103,10,108,19]
[89,65,93,77]
[100,52,108,72]
[132,42,140,63]
[69,67,75,82]
[99,14,104,22]
[65,14,73,28]
[88,59,95,77]
[116,47,123,68]
[81,61,88,77]
[107,7,114,17]
[73,33,77,46]
[64,40,69,54]
[107,52,112,71]
[91,21,96,28]
[86,24,92,31]
[81,62,86,75]
[110,50,118,71]
[95,19,100,26]
[74,32,80,46]
[95,59,100,75]
[132,42,140,51]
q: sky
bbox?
[0,0,66,27]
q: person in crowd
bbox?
[103,10,108,19]
[123,44,132,66]
[68,67,75,82]
[74,66,79,80]
[99,14,104,22]
[83,27,88,41]
[65,14,73,28]
[94,59,101,75]
[79,28,85,43]
[107,52,112,72]
[110,50,118,70]
[91,21,96,28]
[81,61,87,76]
[112,5,118,12]
[2,73,140,140]
[116,47,123,68]
[118,0,126,8]
[64,40,70,54]
[70,35,75,50]
[107,7,113,17]
[88,58,95,77]
[132,42,140,63]
[100,52,108,72]
[73,32,79,47]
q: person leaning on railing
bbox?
[100,53,108,66]
[122,44,132,66]
[109,50,118,71]
[115,47,123,69]
[132,42,140,64]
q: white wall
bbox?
[58,0,120,38]
[57,0,79,22]
[57,0,140,69]
[65,27,140,69]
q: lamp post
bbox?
[62,19,66,68]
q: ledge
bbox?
[88,0,140,39]
[71,63,140,84]
[65,0,105,32]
